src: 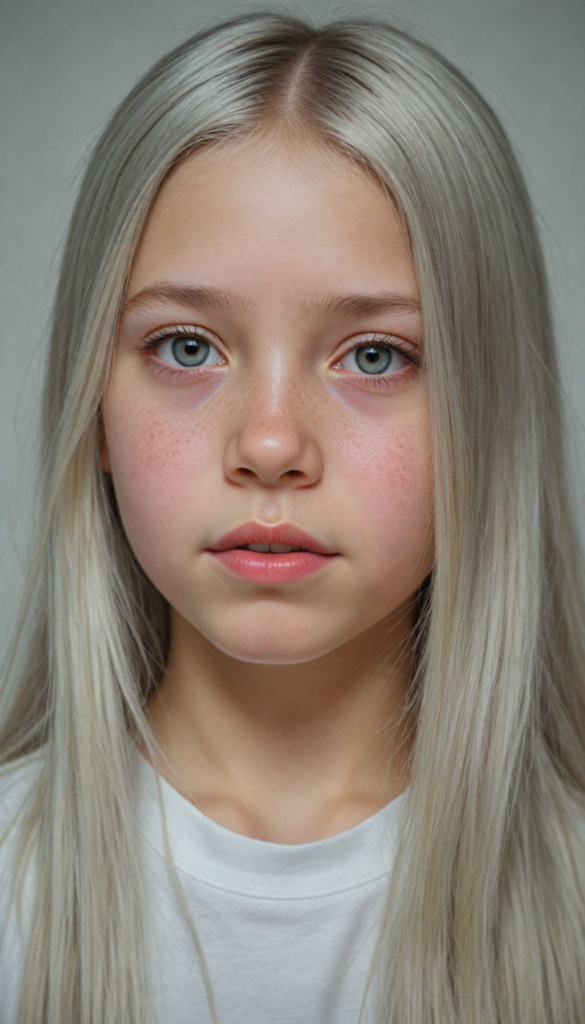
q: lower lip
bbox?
[209,548,337,584]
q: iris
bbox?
[355,346,393,375]
[172,337,210,366]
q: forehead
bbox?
[127,133,417,311]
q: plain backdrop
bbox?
[1,0,584,659]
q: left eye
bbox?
[156,334,223,368]
[340,344,407,376]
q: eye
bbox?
[155,332,223,368]
[339,342,408,376]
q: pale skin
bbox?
[101,132,434,844]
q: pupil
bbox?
[356,346,392,375]
[172,336,209,367]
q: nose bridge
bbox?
[225,348,321,487]
[252,348,300,426]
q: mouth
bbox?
[238,543,307,553]
[207,522,339,584]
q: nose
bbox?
[223,377,323,489]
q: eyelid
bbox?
[137,325,421,371]
[332,332,421,367]
[140,323,221,351]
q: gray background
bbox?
[1,0,584,657]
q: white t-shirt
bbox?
[0,751,405,1024]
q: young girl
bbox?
[1,12,584,1024]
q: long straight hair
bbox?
[1,13,584,1023]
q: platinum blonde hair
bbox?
[1,12,584,1023]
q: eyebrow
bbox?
[301,290,421,320]
[120,282,421,321]
[120,284,255,318]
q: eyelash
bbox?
[139,326,222,380]
[334,334,421,391]
[139,326,421,388]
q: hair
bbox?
[1,11,584,1023]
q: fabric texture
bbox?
[0,751,405,1024]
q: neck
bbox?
[146,607,417,843]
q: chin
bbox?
[203,624,344,665]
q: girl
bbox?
[1,12,584,1024]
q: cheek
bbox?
[358,428,430,512]
[103,399,216,559]
[337,411,434,588]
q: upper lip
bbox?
[208,522,337,555]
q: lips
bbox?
[209,522,336,555]
[207,522,338,584]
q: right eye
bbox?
[155,333,223,368]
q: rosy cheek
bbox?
[367,431,429,507]
[328,377,432,514]
[104,400,216,548]
[337,413,433,583]
[104,363,224,471]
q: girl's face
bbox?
[102,135,434,664]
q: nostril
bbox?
[224,435,322,488]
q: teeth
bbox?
[243,543,304,553]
